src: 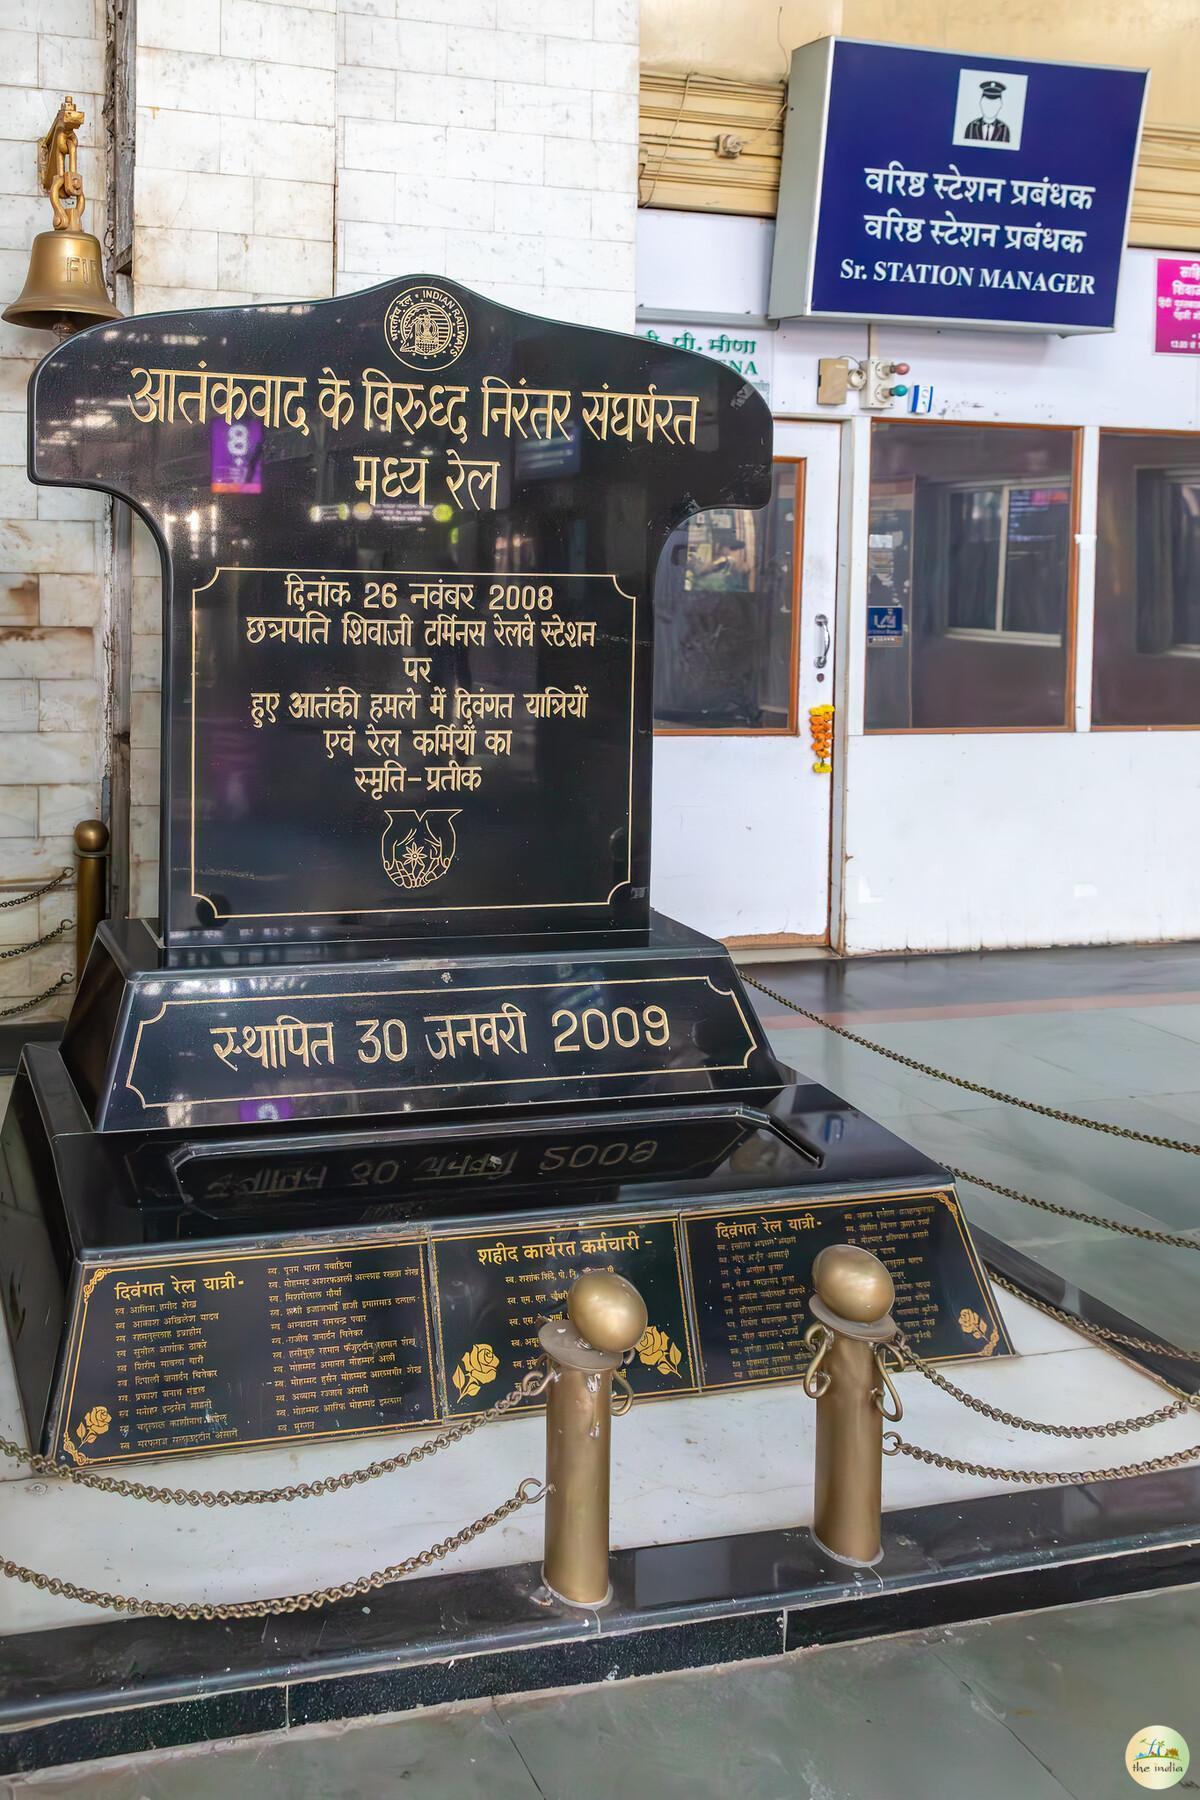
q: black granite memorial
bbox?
[0,277,1008,1468]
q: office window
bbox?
[1093,432,1200,726]
[866,423,1076,731]
[653,461,800,731]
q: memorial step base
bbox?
[0,1270,1197,1776]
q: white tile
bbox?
[0,466,36,520]
[135,106,221,175]
[335,64,395,120]
[590,91,638,144]
[0,521,95,576]
[139,0,222,55]
[443,227,544,286]
[543,133,633,190]
[592,0,636,44]
[338,219,446,277]
[544,232,633,290]
[0,29,38,85]
[497,0,591,37]
[340,116,437,174]
[38,574,103,627]
[134,225,220,290]
[495,79,587,139]
[397,175,494,235]
[336,166,396,225]
[493,180,588,238]
[38,34,107,94]
[137,46,256,116]
[255,62,336,126]
[544,36,636,93]
[0,196,44,260]
[444,125,542,185]
[0,679,38,730]
[36,486,106,523]
[589,189,635,241]
[135,168,255,234]
[340,13,444,72]
[0,786,36,837]
[0,629,93,680]
[221,0,335,70]
[37,780,101,839]
[217,231,332,296]
[38,679,99,733]
[393,71,494,130]
[0,731,97,782]
[220,117,335,179]
[446,24,543,83]
[254,177,333,242]
[0,576,38,626]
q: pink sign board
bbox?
[1155,257,1200,355]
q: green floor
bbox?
[766,997,1200,1351]
[7,1586,1197,1798]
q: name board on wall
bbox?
[769,38,1148,333]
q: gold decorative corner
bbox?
[958,1307,1000,1356]
[79,1267,110,1307]
[451,1342,500,1402]
[635,1323,684,1378]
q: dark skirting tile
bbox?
[287,1608,786,1728]
[0,1684,286,1778]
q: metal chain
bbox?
[952,1164,1200,1253]
[0,920,70,963]
[743,973,1200,1156]
[892,1332,1197,1437]
[0,974,72,1019]
[883,1430,1200,1486]
[0,1477,548,1621]
[0,869,71,911]
[0,1366,552,1505]
[988,1271,1200,1372]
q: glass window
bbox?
[866,423,1076,731]
[653,461,800,731]
[1093,432,1200,727]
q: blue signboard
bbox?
[769,39,1148,332]
[867,604,904,643]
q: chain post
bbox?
[537,1270,647,1609]
[804,1243,901,1568]
[73,818,109,985]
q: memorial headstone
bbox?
[0,277,1008,1466]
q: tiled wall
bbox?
[125,0,640,917]
[0,0,109,1015]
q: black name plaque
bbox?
[53,1241,437,1466]
[432,1215,696,1417]
[683,1190,1012,1391]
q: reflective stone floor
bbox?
[752,940,1200,1350]
[4,1584,1197,1797]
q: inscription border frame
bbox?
[680,1186,1013,1391]
[54,1237,439,1466]
[121,975,760,1114]
[188,565,639,924]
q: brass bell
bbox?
[3,228,120,335]
[3,97,121,337]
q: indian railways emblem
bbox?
[382,809,460,889]
[383,283,469,370]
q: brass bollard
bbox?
[538,1270,647,1608]
[73,818,109,984]
[803,1243,903,1568]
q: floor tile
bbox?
[928,1586,1200,1800]
[497,1635,1071,1800]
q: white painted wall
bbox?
[639,208,1200,952]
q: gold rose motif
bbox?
[635,1324,683,1379]
[76,1404,112,1447]
[958,1307,1000,1356]
[451,1342,500,1401]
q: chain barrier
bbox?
[892,1333,1198,1437]
[0,973,72,1020]
[0,920,70,963]
[0,1477,548,1621]
[743,973,1200,1157]
[988,1272,1200,1373]
[0,1365,553,1505]
[883,1431,1200,1485]
[949,1164,1200,1253]
[0,1367,554,1618]
[0,869,70,912]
